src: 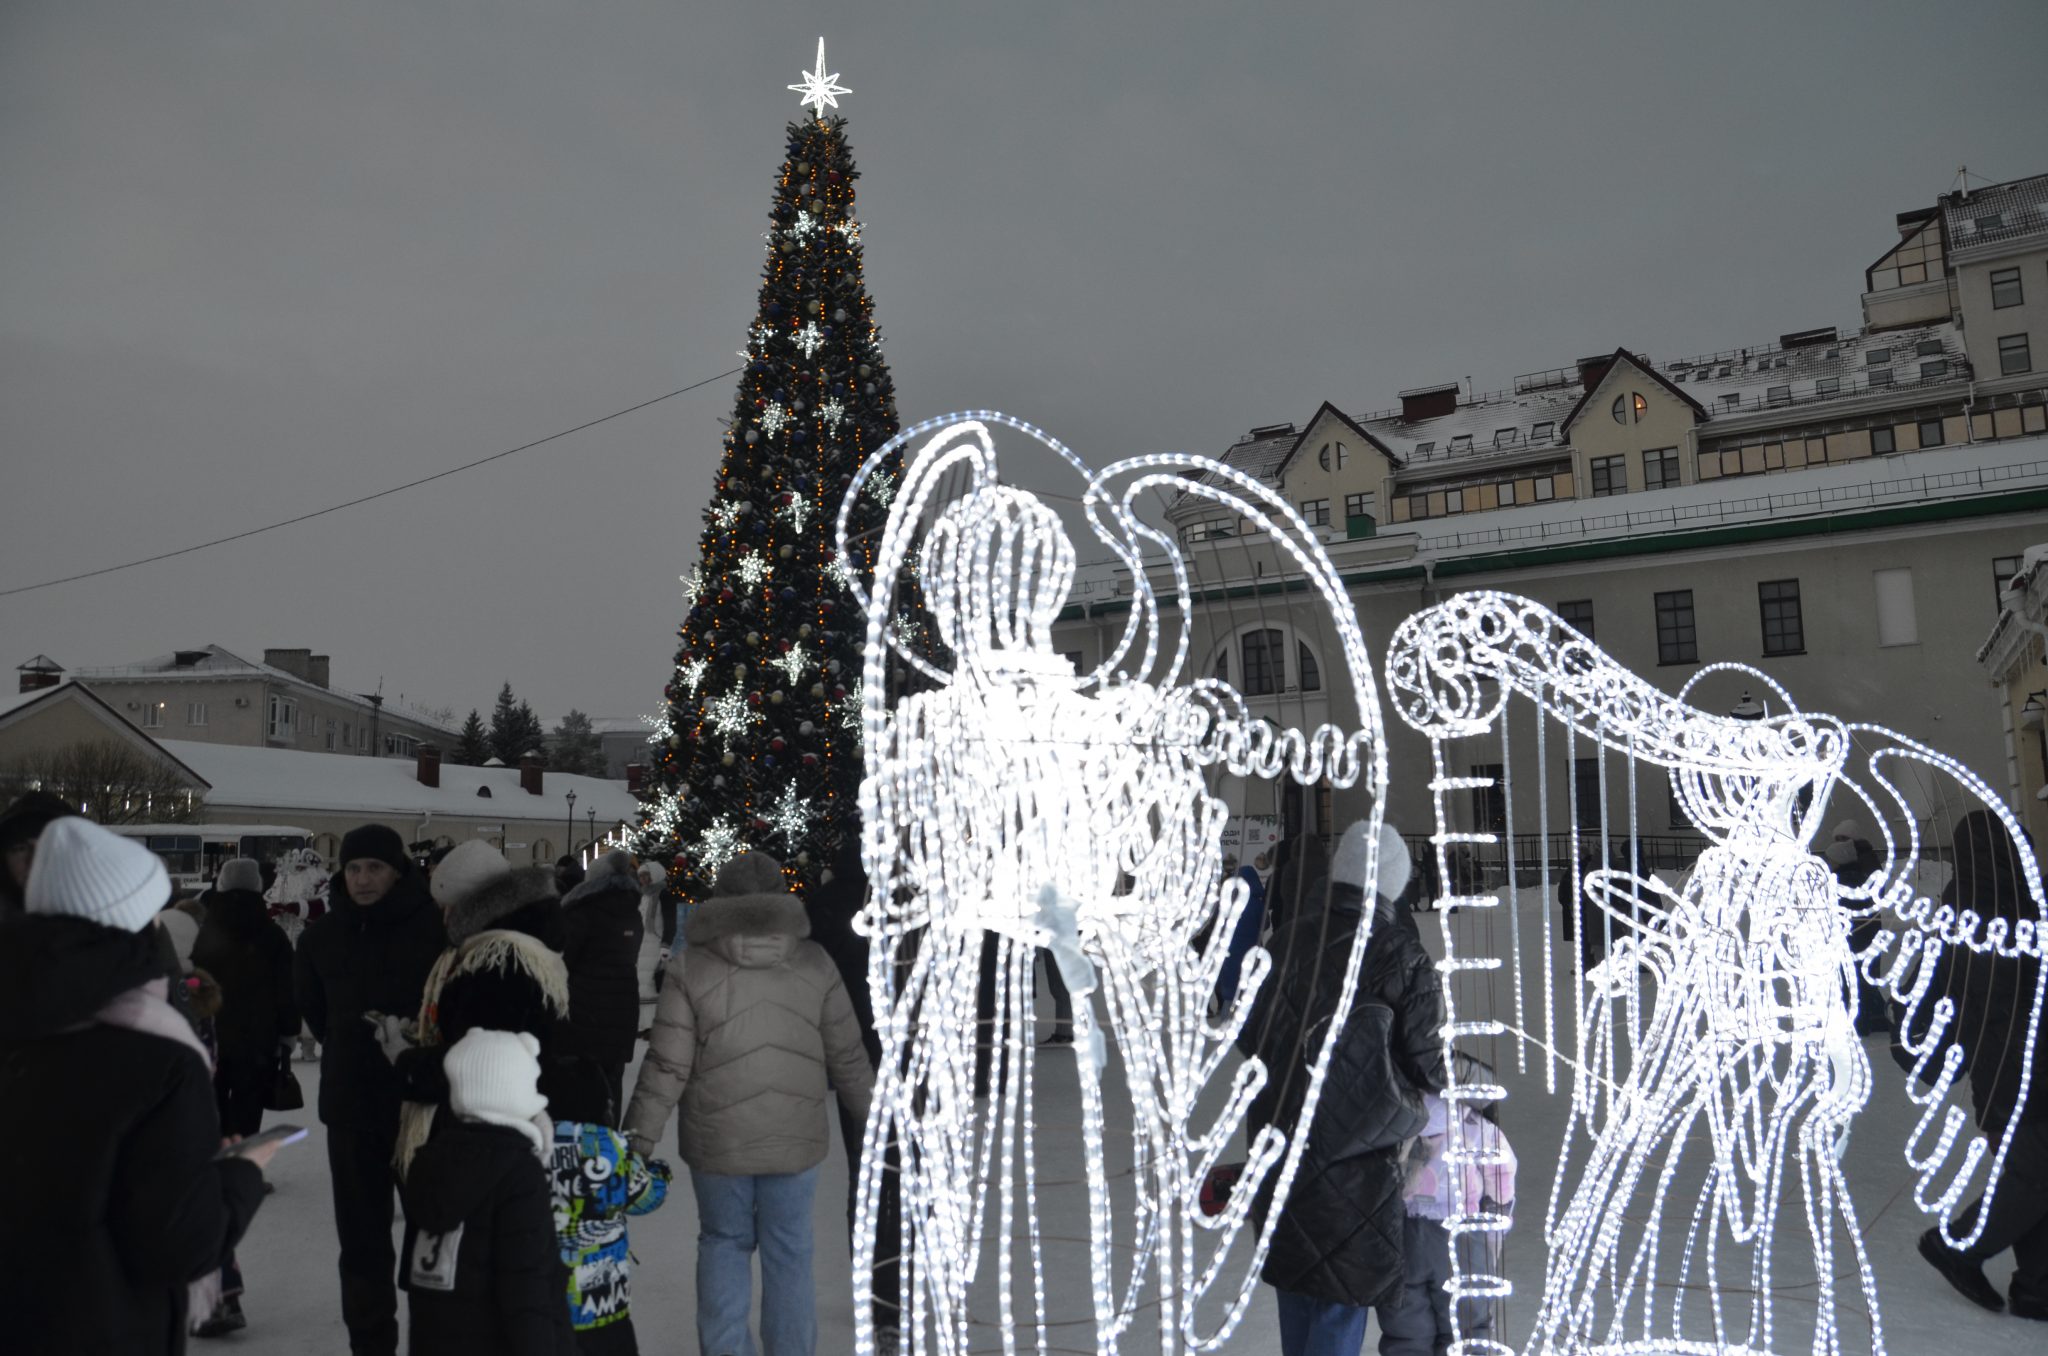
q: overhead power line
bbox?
[0,366,744,600]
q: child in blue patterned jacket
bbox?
[548,1072,671,1354]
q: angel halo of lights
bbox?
[833,412,1391,1355]
[1385,590,2045,1356]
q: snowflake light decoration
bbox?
[704,689,758,741]
[836,219,863,243]
[787,36,850,114]
[868,471,896,507]
[794,322,825,358]
[819,397,847,428]
[692,815,747,881]
[770,645,809,686]
[762,781,810,852]
[676,658,708,695]
[836,413,1390,1356]
[708,501,743,530]
[749,321,776,349]
[789,209,818,239]
[824,556,855,592]
[733,552,773,587]
[836,678,862,733]
[760,401,790,435]
[679,566,706,603]
[640,711,672,745]
[779,496,813,534]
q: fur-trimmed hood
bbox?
[444,866,560,946]
[561,850,639,910]
[682,850,810,949]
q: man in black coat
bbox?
[558,849,646,1123]
[0,815,274,1355]
[1245,820,1447,1356]
[294,824,447,1356]
[193,857,300,1136]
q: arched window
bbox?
[530,838,552,866]
[1297,640,1321,693]
[1211,626,1328,697]
[1610,392,1648,425]
[1318,441,1349,471]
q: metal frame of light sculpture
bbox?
[1385,591,2045,1356]
[833,413,1390,1355]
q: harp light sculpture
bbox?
[834,413,1390,1355]
[1386,591,2046,1356]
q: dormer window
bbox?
[1531,421,1555,442]
[1766,385,1792,406]
[1493,428,1519,449]
[1414,441,1435,458]
[1611,392,1648,425]
[1865,348,1892,366]
[1721,393,1741,409]
[1317,441,1349,471]
[1449,434,1472,453]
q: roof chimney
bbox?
[416,743,441,789]
[625,762,645,793]
[264,648,314,682]
[307,655,331,689]
[1576,353,1617,392]
[1398,383,1460,423]
[16,655,63,694]
[519,749,545,796]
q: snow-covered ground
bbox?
[235,892,2041,1354]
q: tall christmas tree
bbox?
[637,42,915,906]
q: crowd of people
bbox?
[0,785,2043,1355]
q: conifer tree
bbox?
[637,69,923,907]
[454,710,490,766]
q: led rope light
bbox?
[1385,591,2045,1356]
[837,413,1389,1355]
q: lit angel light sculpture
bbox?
[833,413,1390,1355]
[1385,591,2046,1356]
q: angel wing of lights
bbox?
[833,412,1390,1355]
[1384,591,2045,1356]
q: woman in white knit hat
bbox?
[0,817,282,1355]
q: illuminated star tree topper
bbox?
[788,37,851,114]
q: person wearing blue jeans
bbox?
[692,1165,822,1356]
[623,850,876,1356]
[1275,1290,1370,1356]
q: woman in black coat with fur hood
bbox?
[1244,819,1448,1356]
[192,858,300,1137]
[558,849,647,1124]
[392,841,582,1176]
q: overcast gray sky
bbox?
[4,0,2045,725]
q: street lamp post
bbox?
[565,788,577,859]
[587,807,598,852]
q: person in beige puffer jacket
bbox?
[623,850,873,1356]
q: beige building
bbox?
[0,679,211,818]
[1978,545,2048,849]
[1054,172,2048,848]
[47,645,457,759]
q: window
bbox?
[1241,629,1283,696]
[1994,555,2023,607]
[1642,447,1680,490]
[1445,488,1465,514]
[1531,421,1555,443]
[1867,368,1894,387]
[1816,376,1840,397]
[1975,213,2006,232]
[1721,392,1741,409]
[1917,418,1945,448]
[1915,338,1945,357]
[1497,480,1516,507]
[1450,434,1472,453]
[1921,360,1948,381]
[1493,427,1519,448]
[1590,454,1627,497]
[1469,762,1506,835]
[1297,641,1321,693]
[1318,441,1349,471]
[1415,442,1435,458]
[1211,648,1228,683]
[325,724,336,750]
[185,701,207,726]
[1573,757,1605,824]
[1865,348,1892,366]
[1611,392,1647,424]
[140,701,162,728]
[341,721,352,748]
[1557,599,1595,641]
[1533,477,1555,502]
[1999,333,2033,376]
[1344,491,1373,520]
[1766,384,1792,406]
[1874,568,1918,647]
[1871,425,1896,454]
[267,696,296,741]
[1408,494,1431,520]
[1300,498,1330,527]
[1759,579,1804,656]
[1991,268,2024,309]
[1655,590,1698,665]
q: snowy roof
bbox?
[1363,386,1583,472]
[588,715,652,737]
[157,740,641,825]
[15,654,62,673]
[0,682,212,788]
[1942,172,2048,257]
[69,645,458,733]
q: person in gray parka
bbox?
[622,850,874,1356]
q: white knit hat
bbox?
[431,840,514,910]
[25,817,170,933]
[217,857,264,895]
[445,1028,549,1153]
